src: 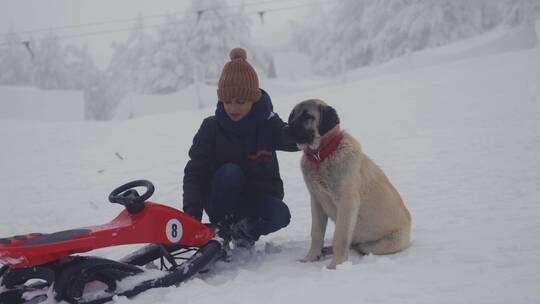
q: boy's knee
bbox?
[276,202,291,228]
[242,197,291,237]
[266,199,291,230]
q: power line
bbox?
[0,0,336,46]
[2,0,325,39]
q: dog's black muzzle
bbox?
[286,120,315,145]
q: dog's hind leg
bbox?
[357,226,411,255]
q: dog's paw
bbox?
[327,256,346,269]
[299,252,321,263]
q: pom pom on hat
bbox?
[230,48,247,60]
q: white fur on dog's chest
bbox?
[304,164,340,220]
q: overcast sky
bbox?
[1,0,321,67]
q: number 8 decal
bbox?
[166,219,183,243]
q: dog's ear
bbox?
[318,105,340,135]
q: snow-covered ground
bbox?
[1,35,540,303]
[0,86,84,121]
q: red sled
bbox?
[0,180,225,304]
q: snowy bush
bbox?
[84,77,126,120]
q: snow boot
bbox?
[230,218,259,249]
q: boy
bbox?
[182,48,298,247]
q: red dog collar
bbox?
[303,125,343,163]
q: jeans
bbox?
[206,163,291,239]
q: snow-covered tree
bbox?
[65,45,101,90]
[31,33,72,90]
[107,14,154,93]
[118,1,268,94]
[31,33,102,90]
[295,0,536,75]
[182,0,256,82]
[503,0,540,26]
[0,30,33,85]
[137,13,195,94]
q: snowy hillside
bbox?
[346,23,539,79]
[1,38,540,304]
[3,20,537,123]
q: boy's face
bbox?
[223,98,253,121]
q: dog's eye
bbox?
[301,111,315,121]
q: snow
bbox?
[1,36,540,304]
[0,86,84,121]
[113,82,217,120]
[271,51,314,80]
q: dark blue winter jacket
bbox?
[182,90,298,220]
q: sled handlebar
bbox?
[109,180,155,214]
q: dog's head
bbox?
[287,99,340,148]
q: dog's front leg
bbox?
[300,196,328,262]
[328,194,359,269]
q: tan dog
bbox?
[287,99,411,269]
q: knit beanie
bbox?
[217,48,261,103]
